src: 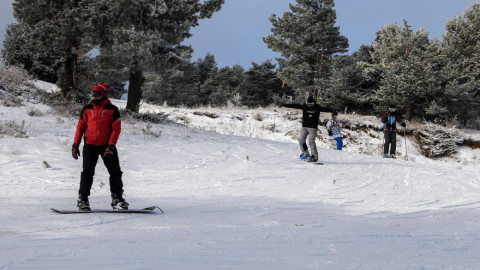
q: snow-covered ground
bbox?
[1,91,480,269]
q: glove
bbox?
[400,122,406,128]
[103,145,116,159]
[72,144,80,160]
[328,130,333,136]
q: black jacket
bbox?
[282,103,331,128]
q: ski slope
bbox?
[1,96,480,269]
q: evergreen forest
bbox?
[3,0,480,127]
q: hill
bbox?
[1,81,480,269]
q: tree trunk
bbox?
[406,105,414,122]
[62,47,75,96]
[126,60,143,113]
[314,51,324,100]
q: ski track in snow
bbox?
[1,100,480,269]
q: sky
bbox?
[0,0,477,68]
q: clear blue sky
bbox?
[1,0,477,68]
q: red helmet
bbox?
[92,83,108,98]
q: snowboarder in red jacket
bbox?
[72,82,129,211]
[381,105,406,158]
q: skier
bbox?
[71,82,129,211]
[326,111,344,150]
[381,105,406,158]
[280,96,331,162]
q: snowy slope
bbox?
[1,95,480,269]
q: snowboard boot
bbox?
[77,195,91,211]
[383,153,389,158]
[111,193,129,210]
[300,151,310,160]
[390,154,396,159]
[307,154,318,162]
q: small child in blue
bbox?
[326,111,344,150]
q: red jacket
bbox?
[73,98,121,146]
[381,111,403,131]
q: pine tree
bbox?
[142,46,201,106]
[263,0,348,99]
[195,54,218,105]
[369,20,441,120]
[201,65,245,107]
[3,0,90,95]
[321,46,378,114]
[88,0,224,112]
[239,60,283,107]
[441,3,480,126]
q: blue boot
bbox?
[300,151,310,160]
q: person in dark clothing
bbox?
[380,105,406,158]
[281,96,331,162]
[72,82,129,211]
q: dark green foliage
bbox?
[89,0,224,112]
[239,60,283,107]
[263,0,348,98]
[440,3,480,127]
[201,65,245,107]
[3,0,89,90]
[320,46,378,114]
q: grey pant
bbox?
[384,130,397,155]
[299,127,318,156]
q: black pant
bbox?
[79,144,123,197]
[384,130,397,155]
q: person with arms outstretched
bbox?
[281,96,331,162]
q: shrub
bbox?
[415,123,463,158]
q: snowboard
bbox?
[299,158,324,165]
[51,206,164,214]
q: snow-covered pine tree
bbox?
[3,0,91,95]
[369,20,442,120]
[263,0,348,100]
[441,3,480,127]
[87,0,224,112]
[320,46,378,114]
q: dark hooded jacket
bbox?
[282,103,331,128]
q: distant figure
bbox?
[72,83,129,211]
[280,96,331,162]
[381,105,406,158]
[326,111,344,150]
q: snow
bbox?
[2,88,480,269]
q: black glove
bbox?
[328,130,333,136]
[103,145,116,159]
[345,125,351,130]
[400,122,406,127]
[72,144,80,160]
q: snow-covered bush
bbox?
[27,107,43,117]
[122,110,169,124]
[415,123,463,158]
[142,123,162,139]
[0,120,29,138]
[0,66,34,107]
